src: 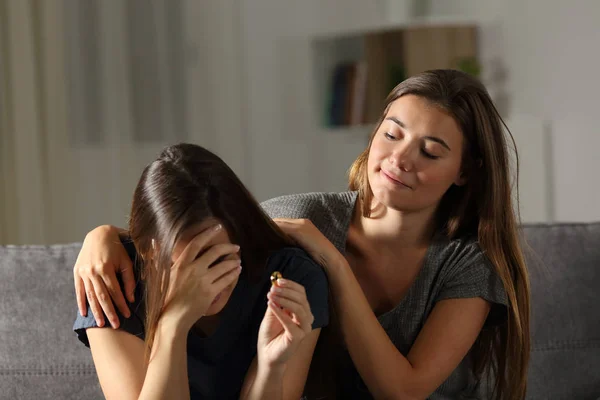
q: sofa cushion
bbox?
[1,223,599,400]
[0,244,102,400]
[523,223,600,400]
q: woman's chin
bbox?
[371,187,405,210]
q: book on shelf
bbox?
[325,60,408,129]
[325,61,368,128]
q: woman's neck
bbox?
[353,199,437,251]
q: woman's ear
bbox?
[455,158,482,186]
[454,172,468,187]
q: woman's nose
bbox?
[389,145,415,172]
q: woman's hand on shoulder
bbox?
[274,218,344,271]
[74,225,135,329]
[257,278,315,367]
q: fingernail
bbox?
[125,310,131,318]
[213,224,222,231]
[277,279,286,286]
[237,265,242,273]
[233,245,240,251]
[271,287,282,293]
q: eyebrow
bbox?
[385,117,452,151]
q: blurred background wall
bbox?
[0,0,598,245]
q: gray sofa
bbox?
[1,223,599,399]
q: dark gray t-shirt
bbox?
[261,191,508,399]
[73,242,329,399]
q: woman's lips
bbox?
[381,169,412,189]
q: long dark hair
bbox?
[128,143,292,359]
[349,70,530,400]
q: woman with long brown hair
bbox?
[72,144,329,399]
[74,69,530,399]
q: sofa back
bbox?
[523,223,600,399]
[0,244,102,399]
[0,223,599,399]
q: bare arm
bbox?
[138,322,190,400]
[87,321,190,400]
[274,218,493,399]
[241,328,321,400]
[85,227,243,400]
[328,258,490,400]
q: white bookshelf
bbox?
[308,18,480,136]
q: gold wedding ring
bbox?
[270,271,282,286]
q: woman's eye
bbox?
[421,149,440,160]
[384,132,397,140]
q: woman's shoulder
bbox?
[261,191,358,253]
[267,246,325,277]
[260,191,357,219]
[431,233,486,265]
[428,233,509,308]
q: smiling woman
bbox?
[368,95,467,213]
[269,69,530,400]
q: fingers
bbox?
[101,272,131,319]
[83,278,105,327]
[89,275,120,329]
[211,263,242,294]
[204,259,242,284]
[273,219,312,247]
[273,278,306,295]
[273,218,305,224]
[269,284,305,305]
[193,243,240,272]
[268,300,304,337]
[267,291,313,332]
[273,218,312,228]
[118,254,136,303]
[176,224,225,265]
[270,279,314,330]
[273,219,297,232]
[74,272,87,317]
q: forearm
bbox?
[242,363,286,400]
[326,258,420,399]
[138,322,190,400]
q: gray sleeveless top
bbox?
[261,191,508,399]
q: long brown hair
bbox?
[128,143,292,360]
[349,70,530,399]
